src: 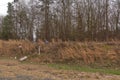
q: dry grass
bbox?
[32,41,120,66]
[0,59,120,80]
[0,40,120,66]
[0,40,35,58]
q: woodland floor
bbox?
[0,59,120,80]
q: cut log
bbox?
[19,56,28,61]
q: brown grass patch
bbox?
[0,40,120,66]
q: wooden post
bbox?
[38,46,41,55]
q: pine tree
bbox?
[1,3,14,40]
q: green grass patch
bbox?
[102,44,112,51]
[48,63,120,75]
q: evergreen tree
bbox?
[1,3,14,40]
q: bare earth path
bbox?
[0,59,120,80]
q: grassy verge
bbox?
[48,63,120,75]
[1,57,120,75]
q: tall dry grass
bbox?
[0,40,35,58]
[35,41,120,65]
[0,40,119,65]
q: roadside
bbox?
[0,40,120,69]
[0,59,120,80]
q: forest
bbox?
[0,1,120,79]
[0,0,120,41]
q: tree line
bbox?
[0,0,120,41]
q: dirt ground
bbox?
[0,59,120,80]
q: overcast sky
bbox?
[0,0,13,16]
